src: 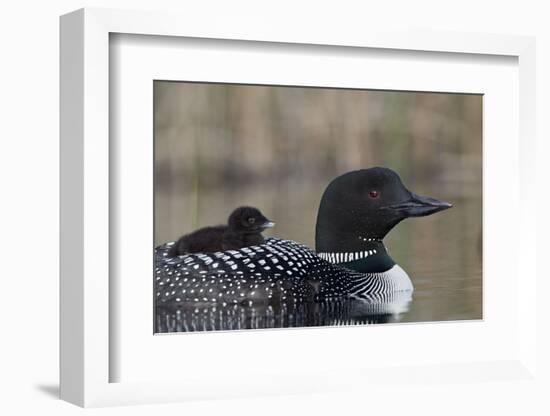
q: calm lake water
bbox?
[154,186,482,333]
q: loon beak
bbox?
[261,221,276,229]
[384,193,452,217]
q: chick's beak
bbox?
[261,220,276,229]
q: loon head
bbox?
[228,206,275,234]
[315,167,452,254]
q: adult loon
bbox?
[155,167,451,307]
[168,206,274,256]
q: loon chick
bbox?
[167,206,274,257]
[156,167,451,306]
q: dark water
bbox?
[154,188,482,333]
[155,292,414,333]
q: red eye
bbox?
[369,190,380,198]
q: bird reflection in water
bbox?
[155,291,412,333]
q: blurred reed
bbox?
[154,81,481,248]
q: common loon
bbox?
[155,167,451,307]
[168,206,274,256]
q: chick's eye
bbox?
[369,190,380,198]
[248,217,256,224]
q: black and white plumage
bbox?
[155,238,412,307]
[155,167,451,309]
[157,238,316,307]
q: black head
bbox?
[227,206,275,234]
[315,167,452,252]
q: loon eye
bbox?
[369,190,380,198]
[248,217,256,224]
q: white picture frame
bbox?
[60,7,537,407]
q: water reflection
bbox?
[155,291,412,333]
